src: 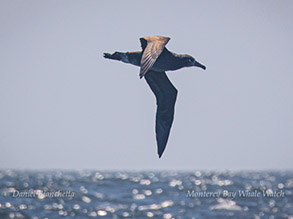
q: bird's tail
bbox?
[103,52,122,61]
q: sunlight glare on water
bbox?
[0,170,292,218]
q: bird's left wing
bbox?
[139,36,170,78]
[144,70,177,158]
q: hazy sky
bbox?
[1,1,292,170]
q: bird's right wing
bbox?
[144,70,177,158]
[139,36,170,78]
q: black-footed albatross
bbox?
[104,36,206,158]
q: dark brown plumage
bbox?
[139,36,170,78]
[104,36,206,158]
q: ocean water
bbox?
[0,170,292,219]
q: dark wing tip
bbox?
[139,38,147,51]
[158,143,167,158]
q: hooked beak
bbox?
[194,60,206,70]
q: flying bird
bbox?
[104,36,206,158]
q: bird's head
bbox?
[183,55,206,70]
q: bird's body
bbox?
[104,36,206,158]
[105,48,206,73]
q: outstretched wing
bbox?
[139,36,170,79]
[144,70,178,158]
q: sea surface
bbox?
[0,170,292,219]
